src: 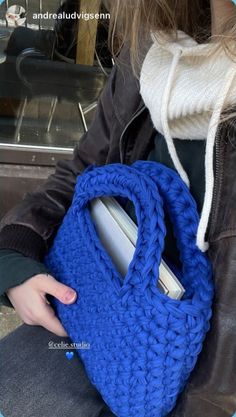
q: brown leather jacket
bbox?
[0,47,235,417]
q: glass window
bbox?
[0,0,111,158]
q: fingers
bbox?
[6,274,73,337]
[38,301,68,337]
[35,274,77,305]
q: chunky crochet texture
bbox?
[45,161,213,417]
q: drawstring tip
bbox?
[196,238,209,253]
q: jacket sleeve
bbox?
[0,62,118,262]
[0,249,48,302]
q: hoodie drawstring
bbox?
[161,49,190,188]
[196,66,236,251]
[161,51,236,252]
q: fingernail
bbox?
[64,290,77,302]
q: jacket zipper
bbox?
[209,126,224,238]
[119,105,146,164]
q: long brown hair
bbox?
[109,0,236,74]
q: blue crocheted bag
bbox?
[45,161,213,417]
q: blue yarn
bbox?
[45,161,214,417]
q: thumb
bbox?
[38,274,77,304]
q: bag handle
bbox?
[72,164,166,293]
[133,161,213,301]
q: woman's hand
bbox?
[6,274,77,337]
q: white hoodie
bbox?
[140,31,236,251]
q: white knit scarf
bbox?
[140,31,236,251]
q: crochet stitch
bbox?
[45,161,213,417]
